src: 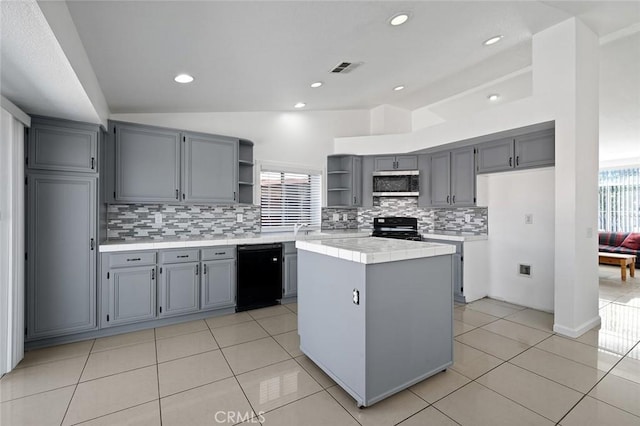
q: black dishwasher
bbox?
[236,243,283,311]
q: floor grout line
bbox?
[153,328,163,426]
[59,338,96,426]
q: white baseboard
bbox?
[553,315,601,338]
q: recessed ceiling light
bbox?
[483,35,503,46]
[174,74,194,83]
[389,13,409,26]
[310,82,323,88]
[487,94,500,101]
[393,85,405,91]
[294,102,306,109]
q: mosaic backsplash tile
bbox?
[323,197,488,235]
[321,208,359,230]
[107,204,260,241]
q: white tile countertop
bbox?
[422,232,488,242]
[296,237,456,264]
[98,230,370,252]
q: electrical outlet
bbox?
[332,213,340,222]
[154,212,162,224]
[237,213,243,223]
[464,214,471,223]
[525,214,533,225]
[342,213,348,221]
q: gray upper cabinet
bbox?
[115,122,181,202]
[373,155,418,171]
[476,138,514,173]
[327,155,362,207]
[105,266,157,326]
[27,173,96,339]
[450,147,476,206]
[28,117,98,173]
[430,152,451,207]
[514,129,555,169]
[476,129,555,174]
[182,132,239,203]
[201,259,236,310]
[159,263,200,317]
[429,148,476,207]
[417,154,431,208]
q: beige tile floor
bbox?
[2,265,640,425]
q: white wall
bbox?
[477,169,555,311]
[369,104,412,135]
[111,110,370,173]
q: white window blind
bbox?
[260,170,322,231]
[599,167,640,232]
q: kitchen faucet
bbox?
[293,223,309,236]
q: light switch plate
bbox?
[154,213,162,224]
[237,213,243,223]
[525,214,533,225]
[332,213,340,222]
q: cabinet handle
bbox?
[91,157,95,170]
[234,191,237,201]
[509,157,512,167]
[214,252,225,255]
[353,196,356,204]
[127,258,141,262]
[182,193,185,200]
[516,156,519,166]
[452,195,456,204]
[447,195,450,204]
[90,238,95,250]
[175,189,179,200]
[151,269,155,280]
[195,264,199,275]
[353,289,360,305]
[203,264,207,274]
[177,255,189,258]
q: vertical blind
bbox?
[260,171,322,231]
[598,167,640,232]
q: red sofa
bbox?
[599,232,640,266]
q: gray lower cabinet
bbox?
[182,132,239,203]
[201,259,236,309]
[105,266,157,326]
[159,262,200,317]
[429,147,476,206]
[28,117,98,173]
[283,242,297,298]
[27,172,97,340]
[476,129,555,174]
[114,122,181,202]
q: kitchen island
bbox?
[295,237,455,407]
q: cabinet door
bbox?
[451,147,476,206]
[515,129,555,169]
[183,133,238,203]
[417,154,431,207]
[201,260,236,310]
[115,123,180,202]
[283,254,298,298]
[373,156,396,171]
[395,155,418,170]
[27,173,96,339]
[159,263,200,317]
[430,152,451,206]
[361,156,375,208]
[29,122,97,173]
[476,138,514,174]
[351,156,363,206]
[106,267,156,326]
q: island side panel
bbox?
[297,250,367,401]
[365,255,453,404]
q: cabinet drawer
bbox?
[108,251,156,268]
[201,246,235,261]
[160,249,200,264]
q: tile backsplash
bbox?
[322,197,488,234]
[107,204,260,241]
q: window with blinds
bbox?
[260,170,322,231]
[599,167,640,232]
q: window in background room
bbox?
[260,170,322,232]
[599,167,640,232]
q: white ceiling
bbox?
[0,1,638,162]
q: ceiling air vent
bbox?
[330,61,362,73]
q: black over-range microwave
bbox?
[372,170,420,196]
